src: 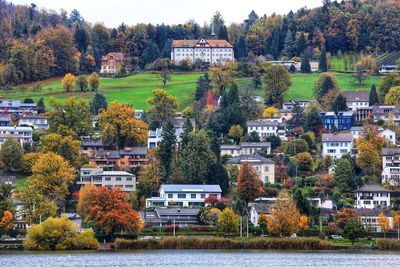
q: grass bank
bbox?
[115,237,332,250]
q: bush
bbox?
[164,225,179,233]
[376,239,400,250]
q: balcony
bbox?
[360,196,373,200]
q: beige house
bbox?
[100,52,124,74]
[226,154,275,184]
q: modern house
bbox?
[354,106,373,122]
[145,184,222,208]
[354,184,392,209]
[0,100,36,115]
[247,120,287,141]
[321,133,354,159]
[0,126,33,148]
[226,154,275,184]
[342,91,370,110]
[372,105,400,124]
[18,115,48,129]
[320,111,354,131]
[140,208,201,227]
[78,168,136,192]
[171,39,234,65]
[220,142,271,157]
[100,52,125,74]
[381,147,400,186]
[356,209,393,233]
[89,147,148,170]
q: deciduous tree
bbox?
[236,162,263,203]
[88,72,99,91]
[0,210,13,231]
[0,138,22,171]
[76,75,88,91]
[228,125,244,145]
[263,64,292,107]
[384,86,400,105]
[313,72,339,103]
[217,207,239,235]
[343,221,366,245]
[378,212,390,238]
[61,73,75,92]
[146,89,178,127]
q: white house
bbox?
[321,133,354,159]
[146,184,222,208]
[249,203,270,227]
[220,142,271,157]
[381,147,400,186]
[247,120,287,141]
[78,168,136,192]
[18,115,48,130]
[342,91,370,110]
[354,184,392,209]
[282,100,310,110]
[0,126,33,148]
[356,209,393,233]
[171,39,234,65]
[379,128,396,145]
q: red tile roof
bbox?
[172,39,233,48]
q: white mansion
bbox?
[171,39,234,64]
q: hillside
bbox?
[6,72,381,110]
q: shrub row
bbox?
[115,237,332,250]
[376,239,400,250]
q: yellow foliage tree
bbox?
[263,106,279,118]
[99,101,148,149]
[0,210,13,231]
[208,62,237,95]
[385,86,400,106]
[299,215,309,235]
[228,124,244,144]
[147,88,178,122]
[61,73,75,92]
[76,184,98,219]
[39,133,81,167]
[88,72,100,91]
[378,212,390,238]
[217,207,240,235]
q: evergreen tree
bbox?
[206,163,229,194]
[369,84,379,105]
[157,121,176,183]
[295,32,307,56]
[313,73,339,103]
[90,93,107,115]
[319,47,328,72]
[287,102,305,129]
[140,42,160,68]
[194,73,211,101]
[235,36,248,60]
[283,30,295,59]
[180,116,193,150]
[267,28,281,60]
[304,106,324,134]
[36,97,46,114]
[0,139,22,171]
[217,25,228,40]
[209,136,221,162]
[300,54,311,73]
[331,94,347,113]
[334,158,354,195]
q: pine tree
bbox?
[319,47,328,72]
[206,163,229,194]
[90,93,107,115]
[235,36,248,60]
[369,84,379,106]
[334,158,354,195]
[194,73,211,101]
[305,106,324,134]
[180,116,193,150]
[283,30,295,59]
[36,97,46,114]
[295,32,307,56]
[300,54,311,73]
[157,121,176,183]
[331,94,347,113]
[287,102,305,129]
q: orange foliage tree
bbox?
[335,208,358,229]
[378,212,390,238]
[0,210,13,231]
[236,162,263,203]
[81,186,143,237]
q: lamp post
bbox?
[173,219,176,237]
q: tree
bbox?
[357,124,384,151]
[209,63,237,95]
[217,207,239,235]
[199,207,221,225]
[195,73,211,101]
[378,212,390,238]
[76,184,97,219]
[236,162,263,203]
[353,63,367,85]
[287,103,305,129]
[258,214,269,234]
[358,55,377,75]
[138,151,162,196]
[47,98,93,137]
[23,216,99,250]
[99,102,148,149]
[263,64,292,107]
[356,142,380,177]
[61,73,75,92]
[266,135,282,150]
[0,185,14,218]
[318,46,328,72]
[299,215,309,234]
[334,158,354,195]
[157,121,176,182]
[0,138,22,171]
[0,210,13,231]
[81,187,143,236]
[304,106,324,134]
[291,152,314,172]
[27,152,75,207]
[300,54,311,73]
[331,94,347,113]
[76,75,88,91]
[369,84,379,106]
[88,72,100,91]
[36,97,46,114]
[228,125,244,144]
[284,139,309,156]
[342,221,366,245]
[385,86,400,105]
[283,30,295,58]
[180,116,193,150]
[335,208,358,230]
[90,93,107,115]
[263,106,279,118]
[160,68,171,86]
[379,73,400,101]
[206,163,229,195]
[267,191,301,236]
[180,130,216,184]
[313,73,339,103]
[39,133,81,167]
[147,89,178,127]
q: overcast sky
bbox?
[11,0,323,27]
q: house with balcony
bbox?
[78,168,136,192]
[226,154,275,184]
[321,133,354,159]
[145,184,222,208]
[247,119,287,141]
[354,184,392,209]
[320,111,354,131]
[342,91,370,110]
[89,147,148,170]
[0,126,33,148]
[140,208,200,226]
[18,115,48,129]
[100,52,125,74]
[220,142,271,157]
[372,105,400,124]
[0,100,36,115]
[0,114,11,126]
[381,147,400,186]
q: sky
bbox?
[11,0,323,27]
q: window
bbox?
[105,177,111,181]
[264,166,269,172]
[126,177,133,181]
[201,194,206,198]
[168,194,173,198]
[210,194,218,197]
[264,176,269,183]
[364,201,371,205]
[178,193,186,199]
[116,177,122,181]
[191,194,196,199]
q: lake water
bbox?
[2,250,400,267]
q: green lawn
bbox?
[5,72,382,111]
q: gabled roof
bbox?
[172,39,233,48]
[160,184,222,193]
[322,133,353,142]
[226,154,274,164]
[353,184,392,193]
[101,52,124,61]
[355,209,392,217]
[82,139,103,147]
[382,147,400,156]
[250,203,270,215]
[240,142,271,148]
[342,91,370,102]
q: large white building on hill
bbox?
[171,39,234,65]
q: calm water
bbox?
[2,250,400,267]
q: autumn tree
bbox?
[0,210,13,231]
[258,214,269,234]
[236,162,263,203]
[228,125,244,144]
[379,73,400,101]
[146,89,178,128]
[267,191,301,236]
[0,184,14,217]
[208,62,237,95]
[356,142,380,178]
[313,72,339,103]
[291,152,314,172]
[353,63,367,85]
[21,153,41,175]
[61,73,75,92]
[263,106,279,118]
[99,101,148,149]
[39,133,81,167]
[299,215,309,234]
[335,208,358,229]
[217,207,239,235]
[76,184,97,219]
[358,55,377,75]
[88,72,100,91]
[160,68,171,86]
[378,212,390,238]
[138,151,162,196]
[263,64,292,107]
[199,207,221,225]
[384,86,400,105]
[76,75,88,91]
[0,138,22,171]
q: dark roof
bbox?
[355,209,392,217]
[247,120,280,127]
[156,208,200,216]
[353,184,392,193]
[240,142,270,148]
[0,176,16,186]
[372,105,400,115]
[342,91,370,102]
[120,147,147,155]
[82,139,103,147]
[161,184,222,193]
[250,203,270,214]
[322,133,353,142]
[226,154,274,164]
[382,147,400,156]
[95,150,120,159]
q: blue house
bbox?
[320,111,354,131]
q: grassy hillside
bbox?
[5,72,381,110]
